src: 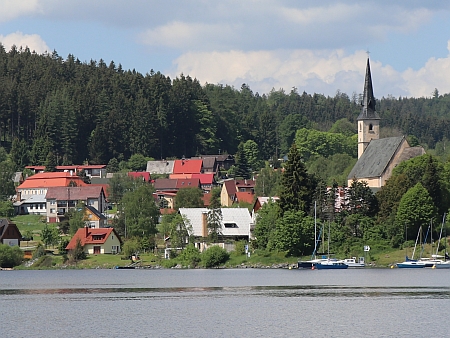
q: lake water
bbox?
[1,268,449,338]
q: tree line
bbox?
[2,45,450,171]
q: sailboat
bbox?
[298,202,328,269]
[396,225,426,268]
[313,221,348,270]
[428,214,450,269]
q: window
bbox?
[50,208,56,214]
[224,223,238,228]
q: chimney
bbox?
[85,226,89,238]
[202,212,208,237]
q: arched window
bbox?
[369,123,373,131]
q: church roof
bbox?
[348,136,404,179]
[357,58,380,121]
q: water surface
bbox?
[1,268,449,337]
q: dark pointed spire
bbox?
[358,58,380,120]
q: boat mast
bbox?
[435,213,446,256]
[314,200,317,260]
[411,226,422,260]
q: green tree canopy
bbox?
[253,199,280,250]
[295,128,357,161]
[175,187,204,209]
[122,184,159,238]
[268,210,314,257]
[394,182,436,245]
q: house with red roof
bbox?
[173,159,203,174]
[45,186,106,223]
[128,171,151,182]
[66,227,121,254]
[17,172,89,201]
[235,192,254,205]
[192,173,215,192]
[220,179,256,207]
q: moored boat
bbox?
[313,260,348,270]
[396,260,426,268]
[341,257,365,268]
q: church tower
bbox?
[357,58,380,158]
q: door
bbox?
[93,246,101,254]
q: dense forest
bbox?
[2,44,450,170]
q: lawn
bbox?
[11,214,47,237]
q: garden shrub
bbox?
[201,245,229,268]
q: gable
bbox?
[348,136,404,179]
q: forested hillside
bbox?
[2,45,450,169]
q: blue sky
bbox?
[1,1,450,98]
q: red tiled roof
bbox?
[154,178,178,190]
[192,173,214,185]
[45,186,105,200]
[235,192,254,204]
[169,174,193,179]
[66,227,120,250]
[176,178,201,189]
[90,184,110,198]
[173,159,203,174]
[17,172,89,189]
[128,172,151,182]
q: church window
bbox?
[369,124,373,131]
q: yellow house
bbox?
[84,205,107,228]
[66,227,121,254]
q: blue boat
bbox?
[313,260,348,270]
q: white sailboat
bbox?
[397,225,426,268]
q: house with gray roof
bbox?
[146,160,174,175]
[348,58,425,189]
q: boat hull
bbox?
[433,262,450,269]
[313,262,348,270]
[396,262,425,268]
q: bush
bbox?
[201,245,229,268]
[0,244,24,268]
[233,240,247,255]
[177,244,201,268]
[32,243,46,259]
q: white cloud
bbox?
[0,0,41,23]
[0,32,50,54]
[171,45,450,98]
[400,42,450,97]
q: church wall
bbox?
[380,139,409,186]
[348,177,381,188]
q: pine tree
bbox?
[278,143,317,216]
[234,142,251,179]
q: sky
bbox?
[1,0,450,98]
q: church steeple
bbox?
[358,58,380,120]
[357,58,380,158]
